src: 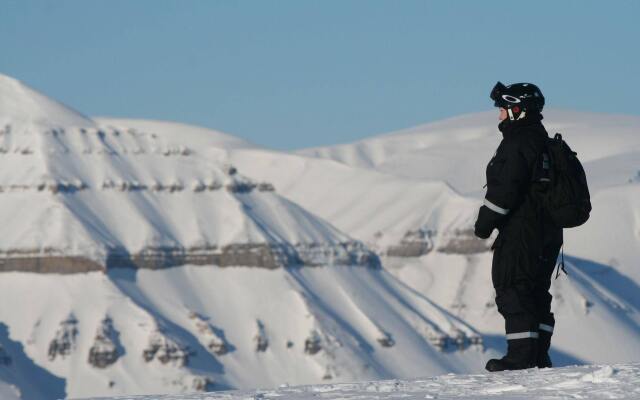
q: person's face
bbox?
[498,107,508,121]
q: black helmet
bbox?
[490,81,545,121]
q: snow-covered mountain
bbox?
[0,75,492,399]
[297,110,640,195]
[0,74,376,271]
[0,73,639,399]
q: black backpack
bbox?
[539,133,592,228]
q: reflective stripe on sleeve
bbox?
[484,198,509,215]
[506,331,539,340]
[539,323,554,333]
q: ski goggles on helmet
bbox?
[490,81,509,107]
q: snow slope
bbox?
[0,74,93,128]
[216,146,480,250]
[0,265,492,398]
[87,363,640,400]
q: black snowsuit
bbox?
[474,113,563,367]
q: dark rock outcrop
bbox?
[0,240,380,274]
[189,312,230,356]
[386,229,434,257]
[377,332,395,348]
[304,330,322,355]
[88,317,121,368]
[254,320,268,352]
[190,376,215,392]
[0,254,103,274]
[142,330,190,367]
[436,228,491,254]
[426,329,484,352]
[48,314,78,360]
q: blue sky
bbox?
[1,1,638,149]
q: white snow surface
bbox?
[0,73,639,399]
[85,363,640,400]
[0,74,94,128]
[94,118,256,151]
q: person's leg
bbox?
[488,283,539,371]
[488,242,539,371]
[533,239,562,368]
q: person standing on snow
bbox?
[474,82,563,372]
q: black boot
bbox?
[486,335,538,372]
[536,318,555,368]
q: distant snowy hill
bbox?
[297,110,640,196]
[0,73,639,399]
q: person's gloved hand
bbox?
[474,219,492,239]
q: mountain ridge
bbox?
[0,74,377,271]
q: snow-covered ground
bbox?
[0,73,639,399]
[86,363,640,400]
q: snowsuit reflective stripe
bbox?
[474,114,563,342]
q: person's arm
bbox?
[474,140,529,239]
